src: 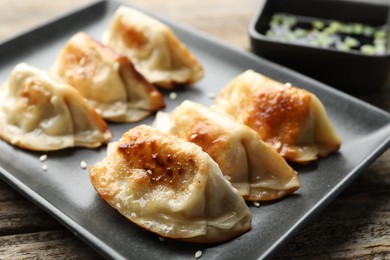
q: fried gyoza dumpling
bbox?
[104,6,204,89]
[89,125,251,243]
[51,32,165,123]
[0,63,112,151]
[153,100,300,201]
[213,70,341,164]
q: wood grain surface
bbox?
[0,0,389,259]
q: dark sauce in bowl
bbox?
[265,13,388,55]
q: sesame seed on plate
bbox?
[80,160,88,169]
[39,154,48,162]
[169,92,177,100]
[195,250,202,259]
[207,92,216,99]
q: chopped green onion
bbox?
[374,38,386,46]
[323,26,337,35]
[282,16,297,27]
[309,40,321,47]
[353,23,364,34]
[340,25,353,34]
[318,34,333,46]
[375,29,387,39]
[375,44,386,54]
[329,21,341,31]
[361,44,376,55]
[337,43,351,51]
[264,12,387,55]
[363,26,374,36]
[286,32,297,41]
[312,20,325,30]
[265,30,274,37]
[271,14,281,24]
[294,28,307,37]
[344,36,359,47]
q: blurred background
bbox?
[0,0,258,49]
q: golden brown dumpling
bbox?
[51,32,165,123]
[0,63,112,151]
[153,100,300,201]
[104,6,204,89]
[213,70,341,164]
[89,125,251,243]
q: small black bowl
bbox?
[249,0,390,94]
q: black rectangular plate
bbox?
[0,0,389,259]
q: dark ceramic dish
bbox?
[249,0,390,94]
[0,0,390,259]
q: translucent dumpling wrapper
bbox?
[153,100,300,201]
[89,125,251,243]
[51,32,165,123]
[0,63,112,151]
[213,70,342,164]
[104,6,204,89]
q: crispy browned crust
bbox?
[244,80,312,155]
[214,70,341,163]
[89,125,253,244]
[56,32,165,112]
[116,126,199,189]
[118,17,149,49]
[89,125,204,202]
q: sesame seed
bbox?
[195,250,202,259]
[207,92,216,99]
[80,161,87,169]
[253,201,260,207]
[159,236,165,242]
[42,164,48,171]
[169,92,177,100]
[39,154,48,162]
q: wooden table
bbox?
[0,0,389,259]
